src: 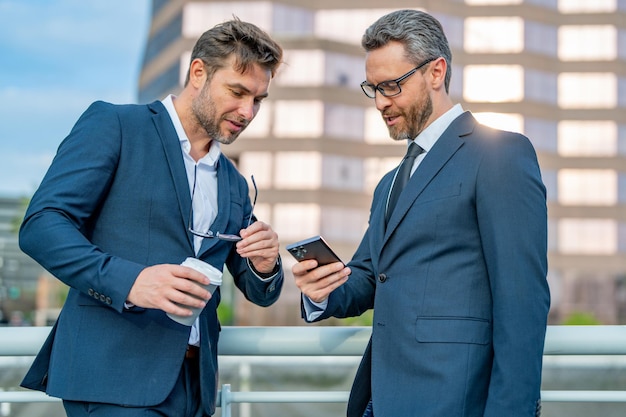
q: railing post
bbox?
[220,384,232,417]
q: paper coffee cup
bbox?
[167,257,223,326]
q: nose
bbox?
[238,98,257,121]
[374,92,392,112]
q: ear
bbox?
[188,58,207,88]
[429,57,447,91]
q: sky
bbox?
[0,0,151,197]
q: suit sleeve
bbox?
[476,131,550,416]
[302,178,389,322]
[19,101,144,312]
[225,176,283,307]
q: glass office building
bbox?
[138,0,626,324]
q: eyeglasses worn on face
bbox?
[188,175,258,242]
[360,57,437,99]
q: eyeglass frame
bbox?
[360,57,437,99]
[188,175,258,242]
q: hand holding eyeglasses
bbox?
[235,220,280,275]
[189,175,279,274]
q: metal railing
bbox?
[2,325,626,416]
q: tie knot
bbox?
[405,142,423,159]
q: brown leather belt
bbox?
[185,345,199,359]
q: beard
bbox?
[191,82,247,145]
[386,90,433,141]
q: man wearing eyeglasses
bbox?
[293,9,549,417]
[19,18,283,417]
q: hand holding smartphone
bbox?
[286,235,343,266]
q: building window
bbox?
[274,204,320,240]
[315,9,397,44]
[321,155,364,191]
[364,108,397,144]
[324,104,365,140]
[238,152,273,188]
[182,2,273,36]
[525,20,558,56]
[182,2,313,37]
[558,120,617,156]
[525,69,557,104]
[558,0,618,13]
[473,113,524,133]
[465,0,522,4]
[558,73,617,108]
[275,50,363,90]
[558,169,617,206]
[365,158,400,193]
[239,102,272,139]
[558,219,617,254]
[320,206,369,242]
[559,25,617,61]
[464,65,524,102]
[274,101,324,137]
[464,17,524,53]
[276,50,325,86]
[525,118,558,153]
[274,152,321,189]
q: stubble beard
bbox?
[191,83,242,145]
[387,91,433,141]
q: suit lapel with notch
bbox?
[382,111,476,245]
[148,101,195,251]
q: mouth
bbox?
[225,119,247,132]
[383,114,400,126]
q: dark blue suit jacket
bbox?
[308,112,549,417]
[19,101,283,414]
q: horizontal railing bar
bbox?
[3,325,626,357]
[3,389,626,405]
[3,326,626,408]
[0,391,60,403]
[541,390,626,403]
[226,390,350,403]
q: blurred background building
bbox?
[3,0,625,326]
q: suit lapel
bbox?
[383,111,475,243]
[197,156,232,257]
[148,101,195,251]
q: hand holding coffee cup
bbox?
[167,257,223,326]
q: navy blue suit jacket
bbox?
[19,101,283,414]
[307,112,549,417]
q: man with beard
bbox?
[19,18,284,417]
[292,9,550,417]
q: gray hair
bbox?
[362,9,452,93]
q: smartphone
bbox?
[286,235,343,266]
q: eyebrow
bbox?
[228,82,269,100]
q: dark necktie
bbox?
[386,142,424,224]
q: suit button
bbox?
[105,297,112,305]
[378,273,387,283]
[99,294,106,302]
[88,288,94,296]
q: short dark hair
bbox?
[362,9,452,93]
[184,17,283,86]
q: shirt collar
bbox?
[161,94,221,169]
[410,103,464,152]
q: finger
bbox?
[175,265,211,285]
[169,288,209,310]
[292,259,319,276]
[173,278,212,302]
